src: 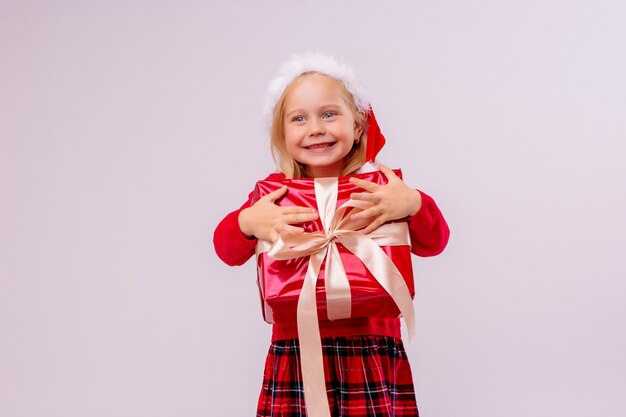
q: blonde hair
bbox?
[270,72,368,179]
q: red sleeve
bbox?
[406,190,450,257]
[212,193,257,266]
[212,173,286,266]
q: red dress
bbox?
[213,172,450,417]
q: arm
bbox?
[213,193,258,266]
[348,165,450,257]
[213,173,319,266]
[406,190,450,257]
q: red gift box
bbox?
[252,169,415,325]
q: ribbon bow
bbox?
[257,177,415,417]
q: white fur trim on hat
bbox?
[262,52,370,127]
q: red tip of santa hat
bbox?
[365,107,386,162]
[264,52,386,161]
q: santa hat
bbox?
[263,52,386,162]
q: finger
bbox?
[349,176,380,192]
[361,216,387,235]
[281,205,318,215]
[351,205,384,221]
[280,225,305,238]
[378,164,399,183]
[263,186,288,202]
[350,192,380,203]
[284,212,319,224]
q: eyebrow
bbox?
[285,104,342,119]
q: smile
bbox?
[305,142,336,150]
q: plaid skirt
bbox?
[256,335,419,417]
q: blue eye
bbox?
[322,111,336,119]
[292,116,305,122]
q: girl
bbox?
[214,53,450,417]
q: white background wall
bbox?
[1,1,625,416]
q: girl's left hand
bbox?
[349,164,422,235]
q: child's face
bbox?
[283,73,363,178]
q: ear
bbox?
[354,110,367,139]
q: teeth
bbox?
[308,143,333,149]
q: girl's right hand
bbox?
[238,186,319,243]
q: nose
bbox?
[308,118,325,136]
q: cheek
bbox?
[284,126,302,144]
[283,137,298,154]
